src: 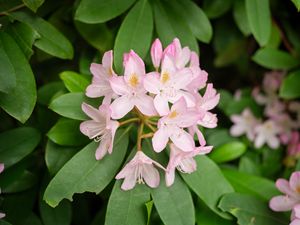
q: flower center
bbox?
[129,73,139,88]
[169,110,178,119]
[161,72,170,84]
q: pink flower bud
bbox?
[151,39,163,69]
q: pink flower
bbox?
[165,144,212,186]
[152,98,200,152]
[263,70,284,95]
[269,171,300,212]
[115,151,165,190]
[230,108,259,141]
[151,39,163,69]
[287,132,300,157]
[109,50,157,119]
[86,51,117,104]
[291,204,300,225]
[80,103,119,160]
[254,120,281,149]
[144,54,195,116]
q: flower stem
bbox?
[141,132,154,139]
[0,4,25,16]
[119,117,140,127]
[137,123,144,151]
[144,121,157,132]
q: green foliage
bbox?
[280,70,300,99]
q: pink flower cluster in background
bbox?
[230,71,300,157]
[270,171,300,225]
[80,38,219,190]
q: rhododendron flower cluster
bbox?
[270,171,300,225]
[80,38,219,190]
[230,71,300,162]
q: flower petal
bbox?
[290,172,300,194]
[152,127,169,152]
[154,95,170,116]
[110,96,134,119]
[142,164,160,188]
[80,120,105,139]
[230,125,245,137]
[110,76,130,95]
[124,50,145,79]
[134,94,157,117]
[95,137,110,160]
[120,168,137,191]
[170,129,195,152]
[151,39,163,69]
[0,163,4,173]
[81,103,104,122]
[144,72,161,94]
[165,168,176,187]
[269,195,297,211]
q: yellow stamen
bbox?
[161,72,170,84]
[169,110,178,119]
[129,74,139,87]
[108,68,113,76]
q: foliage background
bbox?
[0,0,300,224]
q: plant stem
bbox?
[141,132,154,139]
[137,123,144,151]
[0,4,25,16]
[119,117,140,126]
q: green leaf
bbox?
[246,0,271,46]
[45,141,78,176]
[218,193,288,225]
[206,129,236,148]
[0,32,36,123]
[44,128,129,207]
[233,0,250,36]
[105,181,150,225]
[47,118,89,146]
[75,22,113,52]
[22,0,44,12]
[209,141,247,163]
[181,156,234,219]
[265,24,281,49]
[0,221,12,225]
[114,0,153,73]
[203,0,233,19]
[172,0,212,43]
[40,199,72,225]
[10,11,74,59]
[291,0,300,11]
[37,82,65,106]
[59,71,90,93]
[2,170,37,193]
[24,213,43,225]
[152,0,198,54]
[252,48,300,69]
[238,156,261,176]
[75,0,136,23]
[222,169,279,201]
[145,200,154,225]
[279,70,300,99]
[0,127,41,168]
[49,92,99,120]
[151,175,195,225]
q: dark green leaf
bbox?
[44,128,129,207]
[181,156,234,219]
[238,156,261,176]
[2,170,37,193]
[22,0,44,12]
[40,199,72,225]
[5,22,40,59]
[59,71,90,93]
[45,141,78,176]
[291,0,300,11]
[203,0,233,19]
[0,221,12,225]
[233,0,250,36]
[222,169,280,201]
[0,32,36,123]
[145,200,153,225]
[252,48,299,69]
[37,82,65,106]
[209,141,247,163]
[0,127,41,168]
[219,193,288,225]
[10,11,74,59]
[151,175,195,225]
[152,0,198,54]
[279,70,300,99]
[172,0,212,43]
[23,213,43,225]
[105,181,150,225]
[75,0,136,23]
[206,129,236,148]
[114,0,153,73]
[246,0,271,46]
[265,24,281,49]
[47,118,89,146]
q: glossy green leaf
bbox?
[233,0,250,36]
[265,24,281,49]
[47,118,89,146]
[75,22,113,52]
[45,141,78,176]
[252,48,299,69]
[203,0,233,19]
[44,128,129,207]
[0,221,12,225]
[105,181,150,225]
[0,127,41,168]
[49,92,99,120]
[75,0,136,23]
[59,71,90,93]
[153,0,198,54]
[172,0,212,43]
[206,129,236,148]
[291,0,300,11]
[222,169,279,201]
[5,22,40,59]
[37,82,64,106]
[151,175,195,225]
[246,0,271,46]
[114,0,153,73]
[279,70,300,99]
[209,141,247,163]
[23,213,43,225]
[22,0,44,12]
[238,156,261,176]
[181,156,234,219]
[145,200,153,225]
[219,193,288,225]
[40,199,72,225]
[10,11,74,59]
[0,32,36,123]
[2,170,37,193]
